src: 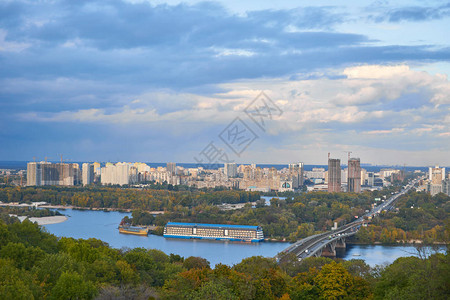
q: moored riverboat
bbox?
[118,220,149,236]
[163,222,264,242]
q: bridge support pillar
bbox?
[335,238,346,249]
[321,248,336,257]
[321,241,336,257]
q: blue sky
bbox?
[1,0,449,165]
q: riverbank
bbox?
[26,215,68,225]
[42,205,164,215]
[347,240,449,246]
[1,202,165,215]
[40,204,133,212]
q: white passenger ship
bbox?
[163,222,264,242]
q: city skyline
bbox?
[1,0,449,165]
[23,159,448,196]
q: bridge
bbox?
[277,179,418,262]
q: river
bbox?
[44,209,443,267]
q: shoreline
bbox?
[39,205,133,212]
[347,241,449,246]
[1,202,164,215]
[27,215,68,225]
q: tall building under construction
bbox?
[348,158,361,193]
[288,162,304,189]
[27,162,77,186]
[328,157,341,193]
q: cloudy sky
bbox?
[1,0,449,166]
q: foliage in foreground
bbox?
[0,214,448,299]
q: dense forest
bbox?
[355,192,450,244]
[1,185,449,243]
[0,215,448,299]
[0,185,398,240]
[0,207,61,218]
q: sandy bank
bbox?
[27,215,68,225]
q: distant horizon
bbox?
[0,160,438,171]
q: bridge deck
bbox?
[276,180,417,262]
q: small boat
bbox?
[118,221,148,236]
[352,253,361,256]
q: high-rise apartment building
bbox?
[305,168,325,179]
[101,162,133,186]
[428,166,446,196]
[328,157,341,193]
[348,158,361,193]
[26,162,41,186]
[243,165,252,180]
[224,163,238,178]
[167,162,177,175]
[360,168,367,185]
[367,172,375,186]
[443,179,450,196]
[429,166,445,184]
[93,162,101,175]
[82,163,94,186]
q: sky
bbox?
[0,0,449,166]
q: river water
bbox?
[44,209,443,267]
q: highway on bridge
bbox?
[277,179,419,261]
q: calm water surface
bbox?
[44,209,287,267]
[335,244,445,266]
[44,209,443,267]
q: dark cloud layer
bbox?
[386,3,450,22]
[1,0,449,163]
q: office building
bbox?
[328,157,341,193]
[348,158,361,193]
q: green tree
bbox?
[190,280,238,300]
[183,256,210,270]
[0,259,36,299]
[50,271,97,300]
[0,242,46,270]
[315,261,353,299]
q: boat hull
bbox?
[163,234,263,242]
[118,227,148,236]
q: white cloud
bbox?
[343,64,411,79]
[0,30,30,52]
[16,63,450,164]
[364,128,405,135]
[212,47,256,57]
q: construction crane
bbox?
[58,154,65,184]
[343,151,352,161]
